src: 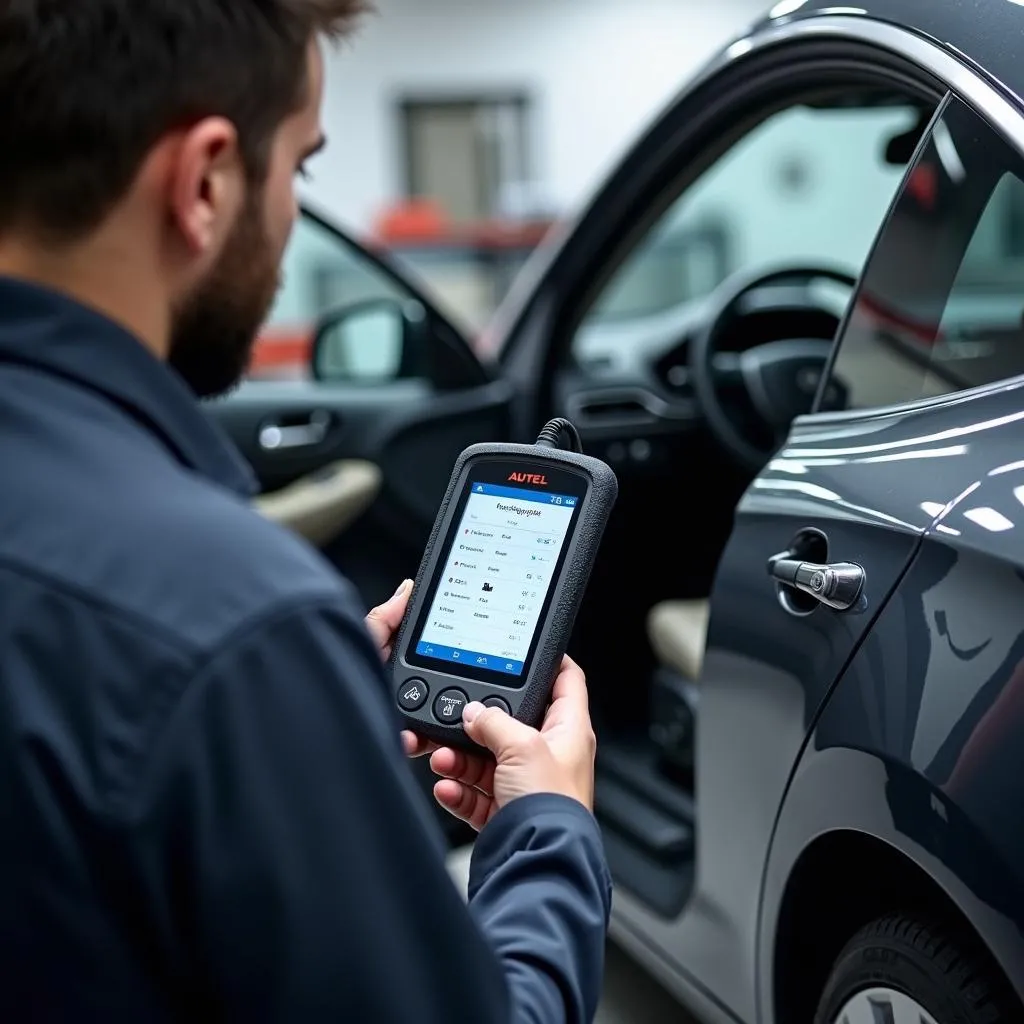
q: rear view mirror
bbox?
[312,298,426,382]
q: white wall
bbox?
[301,0,767,233]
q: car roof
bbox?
[752,0,1024,103]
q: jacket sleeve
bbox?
[124,596,611,1024]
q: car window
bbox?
[252,212,413,382]
[825,100,1024,412]
[572,93,928,364]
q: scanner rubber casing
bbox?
[389,442,617,750]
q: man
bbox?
[0,3,610,1022]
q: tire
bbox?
[814,914,1013,1024]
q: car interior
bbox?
[217,77,950,919]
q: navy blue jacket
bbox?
[0,278,611,1022]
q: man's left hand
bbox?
[365,578,412,662]
[365,579,438,759]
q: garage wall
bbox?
[301,0,768,232]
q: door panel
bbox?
[215,378,513,528]
[758,410,1024,1022]
[212,376,514,611]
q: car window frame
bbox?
[493,34,949,413]
[264,202,491,390]
[293,203,465,341]
[562,67,946,364]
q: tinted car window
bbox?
[572,93,928,365]
[252,212,410,381]
[826,100,1024,412]
[267,213,406,332]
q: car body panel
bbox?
[761,748,1024,1022]
[757,378,1024,1020]
[607,401,976,1021]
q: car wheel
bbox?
[814,914,1011,1024]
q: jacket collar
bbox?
[0,275,257,497]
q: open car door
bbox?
[208,206,514,610]
[206,207,515,840]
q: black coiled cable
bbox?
[534,417,582,453]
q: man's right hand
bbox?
[414,656,596,831]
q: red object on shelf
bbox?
[374,199,450,243]
[372,200,555,251]
[250,327,312,377]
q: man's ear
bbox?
[167,117,244,256]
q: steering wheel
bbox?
[689,266,858,471]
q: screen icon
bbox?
[452,651,460,659]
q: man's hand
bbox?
[366,580,443,759]
[427,656,596,830]
[366,582,442,758]
[365,579,412,662]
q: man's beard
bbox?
[168,189,281,399]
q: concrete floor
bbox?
[447,847,689,1023]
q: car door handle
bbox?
[767,555,864,611]
[258,411,332,451]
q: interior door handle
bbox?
[768,554,864,611]
[258,411,331,451]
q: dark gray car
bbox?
[212,1,1024,1019]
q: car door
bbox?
[480,17,960,1022]
[207,208,514,842]
[208,206,514,614]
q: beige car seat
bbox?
[646,599,710,681]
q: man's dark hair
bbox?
[0,0,369,241]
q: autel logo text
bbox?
[507,472,548,486]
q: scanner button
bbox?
[398,679,429,711]
[434,688,468,724]
[483,696,511,714]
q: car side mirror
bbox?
[311,297,428,383]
